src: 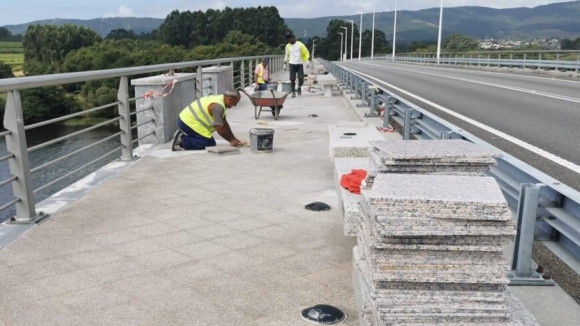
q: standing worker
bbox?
[285,33,310,98]
[254,58,270,91]
[172,90,245,151]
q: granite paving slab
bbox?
[369,139,502,161]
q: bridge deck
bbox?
[1,70,579,326]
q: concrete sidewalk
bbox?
[0,77,369,325]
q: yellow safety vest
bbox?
[257,64,265,84]
[179,95,226,138]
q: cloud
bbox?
[105,5,135,18]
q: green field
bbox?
[0,42,24,75]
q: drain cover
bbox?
[308,114,319,118]
[343,132,357,136]
[305,202,331,211]
[301,304,346,325]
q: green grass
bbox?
[0,53,24,74]
[0,42,23,53]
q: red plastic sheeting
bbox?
[340,169,367,195]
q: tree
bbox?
[443,34,479,52]
[316,20,361,61]
[0,61,13,79]
[105,28,137,40]
[561,37,580,50]
[23,24,102,75]
[0,27,11,39]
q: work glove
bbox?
[283,64,287,71]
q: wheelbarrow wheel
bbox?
[254,106,262,119]
[270,106,280,119]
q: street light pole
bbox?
[340,26,348,61]
[356,11,363,61]
[338,32,344,61]
[371,0,376,60]
[436,0,444,64]
[347,20,354,60]
[392,0,398,62]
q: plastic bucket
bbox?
[249,128,275,153]
[280,81,292,92]
[266,83,278,91]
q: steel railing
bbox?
[380,50,580,72]
[0,55,284,224]
[323,59,580,285]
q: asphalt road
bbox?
[339,61,580,190]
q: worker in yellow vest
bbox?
[172,90,244,151]
[254,58,269,91]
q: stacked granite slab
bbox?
[351,173,540,325]
[364,139,501,188]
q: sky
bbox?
[1,0,575,26]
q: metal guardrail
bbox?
[323,59,580,284]
[0,55,284,224]
[384,50,580,72]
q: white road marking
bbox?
[357,62,580,104]
[360,61,580,85]
[342,66,580,174]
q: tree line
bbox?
[0,6,288,124]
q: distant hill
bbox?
[3,1,580,42]
[2,17,163,37]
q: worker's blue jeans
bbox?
[177,118,216,150]
[257,81,269,90]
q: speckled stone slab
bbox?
[352,248,538,326]
[328,124,384,161]
[369,174,508,207]
[369,139,502,161]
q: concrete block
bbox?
[328,123,385,162]
[334,158,368,237]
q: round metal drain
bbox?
[343,132,357,136]
[305,202,331,211]
[308,114,319,118]
[301,304,347,325]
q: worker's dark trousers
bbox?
[289,64,304,93]
[177,118,216,150]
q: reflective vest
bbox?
[257,64,266,84]
[179,95,226,138]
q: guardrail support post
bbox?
[538,53,542,70]
[364,87,379,118]
[403,108,412,140]
[508,183,555,286]
[356,82,368,107]
[196,66,203,98]
[383,96,391,128]
[117,76,133,161]
[230,61,235,87]
[3,91,37,223]
[576,54,579,73]
[523,53,526,69]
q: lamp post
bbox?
[371,0,376,60]
[392,0,398,62]
[340,26,348,61]
[338,32,344,61]
[356,11,363,61]
[346,20,354,60]
[436,0,444,64]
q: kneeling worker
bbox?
[172,90,245,151]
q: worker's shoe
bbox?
[171,130,184,151]
[297,88,302,96]
[291,92,296,98]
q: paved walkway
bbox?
[0,81,367,325]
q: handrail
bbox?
[0,55,283,92]
[24,102,120,130]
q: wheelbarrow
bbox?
[240,89,291,120]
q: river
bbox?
[0,124,128,223]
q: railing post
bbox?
[364,87,378,118]
[196,66,203,98]
[240,60,245,88]
[523,53,527,69]
[538,53,542,70]
[498,54,501,67]
[248,60,253,88]
[508,183,555,286]
[357,82,368,107]
[478,54,481,67]
[556,53,560,71]
[117,76,133,161]
[576,53,579,74]
[488,54,491,67]
[403,108,412,140]
[4,91,37,223]
[230,61,234,88]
